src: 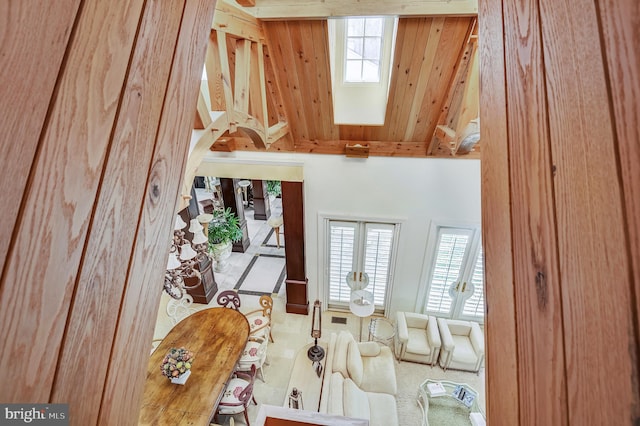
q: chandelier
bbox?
[164,215,211,299]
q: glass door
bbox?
[423,225,484,323]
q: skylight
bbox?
[329,16,398,125]
[345,17,384,83]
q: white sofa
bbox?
[319,331,398,426]
[437,318,485,373]
[395,312,441,365]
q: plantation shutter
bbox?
[327,219,397,312]
[363,223,394,307]
[461,247,485,320]
[328,221,357,304]
[425,228,473,316]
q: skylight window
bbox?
[345,17,384,83]
[328,16,398,125]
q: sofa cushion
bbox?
[406,328,431,355]
[367,391,399,426]
[327,372,344,416]
[404,312,429,329]
[452,335,479,364]
[447,319,472,336]
[332,331,352,378]
[343,378,370,421]
[347,340,364,386]
[357,341,381,357]
[359,346,398,395]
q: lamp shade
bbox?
[349,289,375,317]
[179,243,197,261]
[166,252,181,270]
[192,229,207,245]
[174,215,187,230]
[189,218,203,233]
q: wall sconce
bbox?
[307,300,325,373]
[164,215,210,299]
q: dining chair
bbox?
[215,365,257,426]
[166,294,195,325]
[237,333,270,383]
[244,294,274,342]
[217,290,241,310]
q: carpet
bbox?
[234,253,286,296]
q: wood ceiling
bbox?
[191,0,479,168]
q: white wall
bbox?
[202,151,481,315]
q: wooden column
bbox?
[282,181,308,314]
[219,177,251,252]
[252,179,271,220]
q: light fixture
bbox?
[164,215,211,299]
[307,300,325,376]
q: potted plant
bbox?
[266,180,282,199]
[208,208,243,272]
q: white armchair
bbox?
[395,312,441,365]
[436,318,484,373]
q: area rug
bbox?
[234,253,286,296]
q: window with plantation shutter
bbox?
[423,223,484,323]
[461,247,484,320]
[328,222,357,304]
[326,219,397,313]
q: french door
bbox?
[423,224,484,323]
[326,219,398,314]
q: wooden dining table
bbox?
[138,307,250,425]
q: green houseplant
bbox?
[208,208,243,272]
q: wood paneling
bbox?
[0,0,80,275]
[99,0,218,423]
[598,4,640,402]
[482,0,640,424]
[49,0,187,421]
[477,0,519,424]
[0,0,215,423]
[0,0,147,403]
[502,1,567,424]
[539,0,636,423]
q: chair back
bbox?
[258,295,273,318]
[166,294,195,325]
[217,290,241,310]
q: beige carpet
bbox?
[213,295,486,426]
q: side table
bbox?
[368,317,395,349]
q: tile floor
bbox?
[152,192,486,426]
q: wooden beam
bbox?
[194,89,212,129]
[243,0,478,19]
[206,31,226,111]
[234,38,251,114]
[267,121,289,144]
[213,0,263,42]
[216,30,237,132]
[182,112,230,199]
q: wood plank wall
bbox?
[480,0,640,425]
[0,0,216,424]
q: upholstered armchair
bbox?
[395,312,441,365]
[436,318,485,373]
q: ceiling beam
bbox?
[231,0,478,19]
